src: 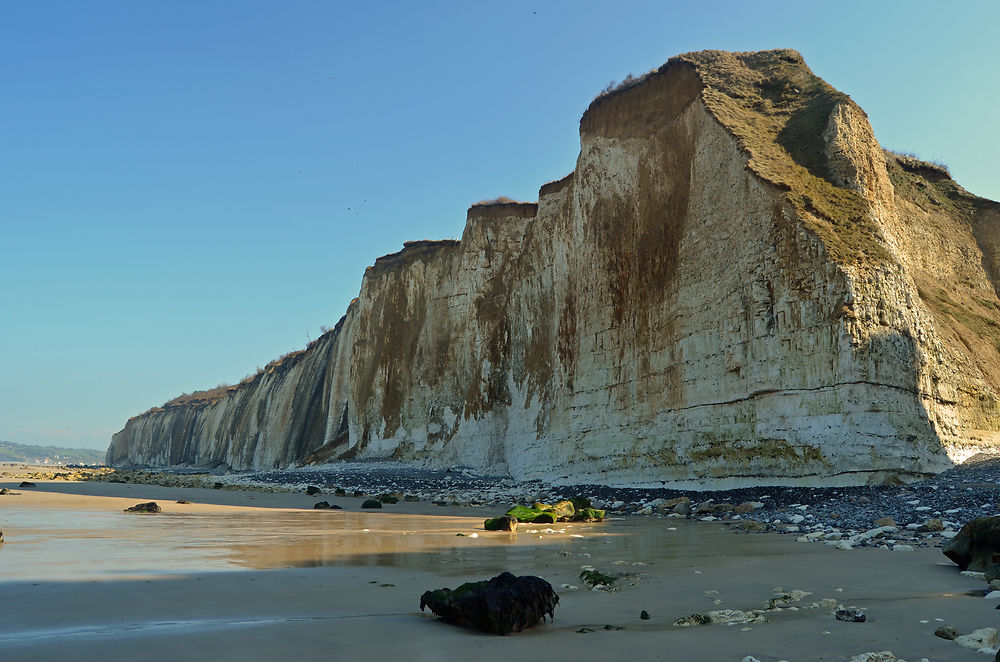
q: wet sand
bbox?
[0,478,994,661]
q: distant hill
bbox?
[0,440,105,465]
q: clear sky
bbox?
[1,1,997,452]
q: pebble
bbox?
[849,653,895,662]
[934,624,959,640]
[836,607,867,623]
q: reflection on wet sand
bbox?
[0,493,799,583]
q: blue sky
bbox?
[1,1,997,451]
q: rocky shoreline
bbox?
[77,453,1000,556]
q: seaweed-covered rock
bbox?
[124,501,161,513]
[533,500,576,520]
[943,516,1000,571]
[484,515,518,531]
[314,501,342,510]
[505,505,555,523]
[570,508,606,522]
[569,497,592,511]
[377,493,399,504]
[306,485,322,496]
[579,569,616,588]
[419,572,558,635]
[361,499,383,509]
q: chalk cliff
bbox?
[108,49,1000,487]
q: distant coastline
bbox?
[0,440,105,466]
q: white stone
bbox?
[849,652,895,662]
[954,627,998,649]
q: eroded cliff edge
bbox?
[108,49,1000,487]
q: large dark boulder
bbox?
[943,516,1000,571]
[419,572,559,635]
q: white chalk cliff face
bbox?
[108,49,1000,487]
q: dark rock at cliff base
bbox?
[484,515,518,531]
[361,499,382,509]
[124,502,161,514]
[306,485,322,496]
[943,516,1000,571]
[18,481,35,488]
[419,571,558,635]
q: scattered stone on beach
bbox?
[943,516,1000,571]
[734,501,760,514]
[361,499,382,509]
[314,501,342,510]
[334,487,347,497]
[673,613,711,627]
[0,530,4,543]
[954,627,998,650]
[742,657,761,662]
[873,517,896,527]
[176,499,191,504]
[0,488,8,495]
[419,571,558,635]
[694,500,715,514]
[934,624,959,640]
[640,610,650,620]
[305,485,321,496]
[986,563,1000,583]
[919,518,944,532]
[18,481,35,488]
[706,609,763,625]
[483,515,518,531]
[835,607,867,623]
[123,501,161,514]
[673,499,693,516]
[579,569,617,589]
[849,652,896,662]
[733,520,767,532]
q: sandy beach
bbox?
[0,473,997,662]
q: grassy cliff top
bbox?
[674,49,887,266]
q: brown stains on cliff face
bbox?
[353,245,461,444]
[557,292,578,379]
[590,132,692,341]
